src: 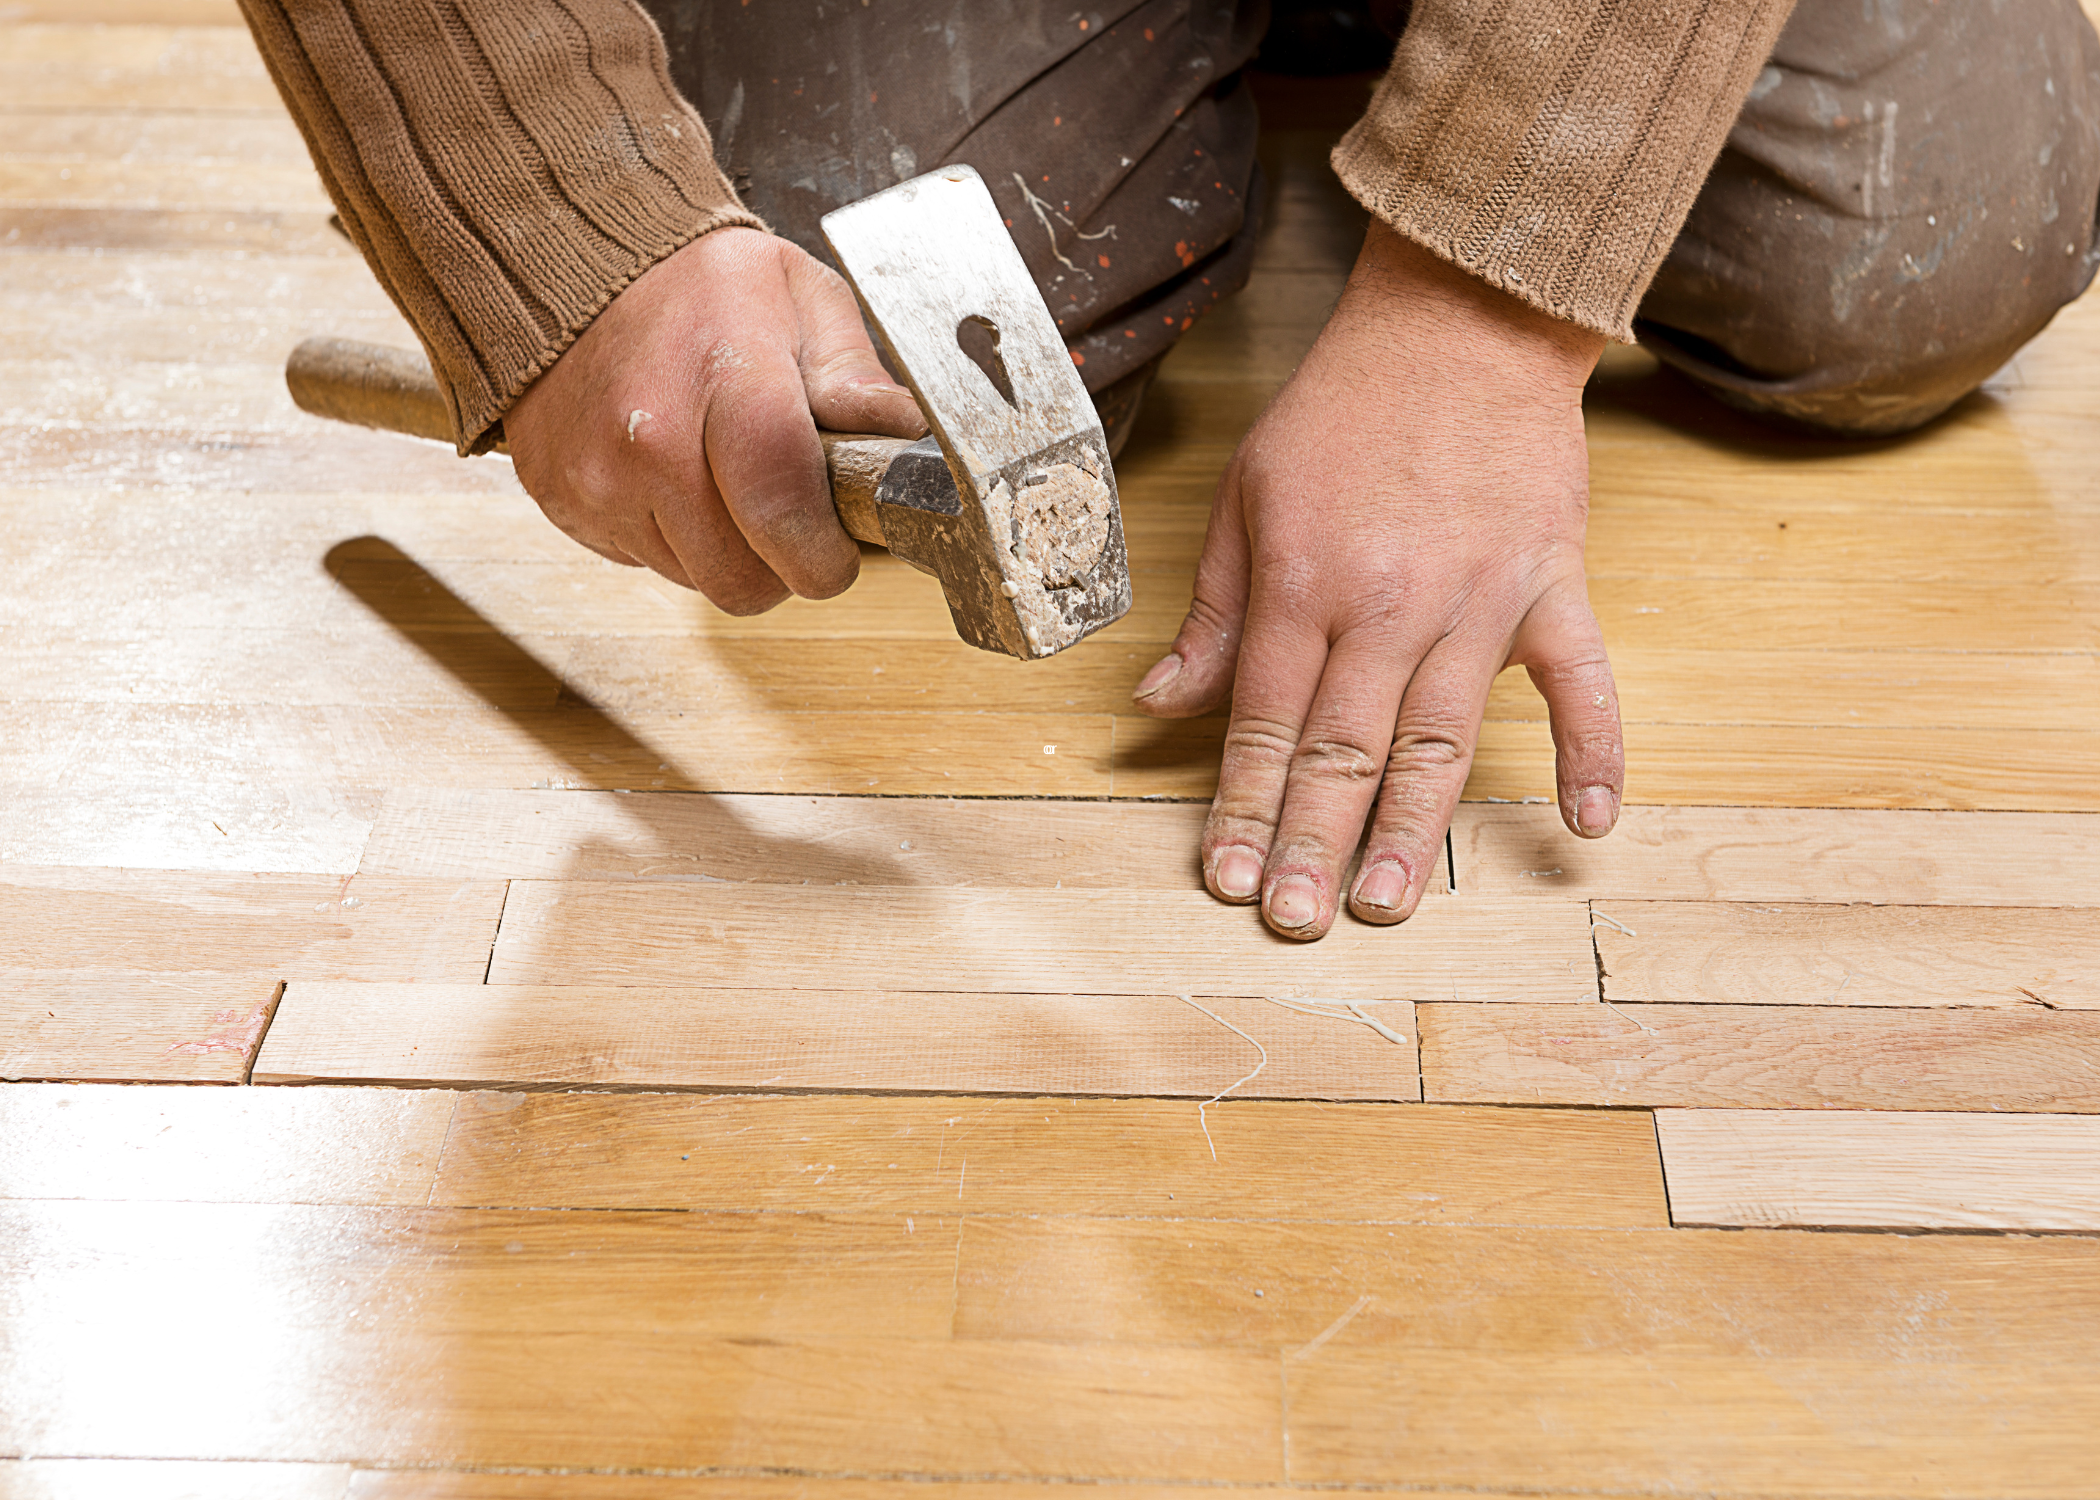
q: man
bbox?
[239,0,2100,940]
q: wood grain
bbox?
[1656,1109,2100,1230]
[0,25,282,112]
[1595,902,2100,1008]
[1455,803,2100,904]
[255,982,1421,1099]
[0,1083,451,1204]
[430,1093,1670,1225]
[0,782,378,876]
[0,868,503,982]
[1418,1002,2100,1110]
[485,884,1596,1002]
[0,970,283,1083]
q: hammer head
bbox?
[822,166,1131,659]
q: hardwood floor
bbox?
[4,5,2099,1496]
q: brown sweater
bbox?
[240,0,1795,455]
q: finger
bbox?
[785,252,928,440]
[1132,457,1251,718]
[1513,578,1624,838]
[614,406,790,613]
[1256,629,1417,940]
[1196,577,1329,909]
[1348,633,1502,926]
[697,337,861,601]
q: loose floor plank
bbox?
[1656,1108,2100,1230]
[0,1083,450,1204]
[357,788,1218,887]
[430,1093,1669,1225]
[1418,1002,2100,1111]
[1456,803,2100,904]
[1595,901,2100,1008]
[253,983,1421,1101]
[0,867,503,982]
[0,701,1121,799]
[485,884,1596,1003]
[0,970,283,1083]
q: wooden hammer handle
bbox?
[284,336,905,547]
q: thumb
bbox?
[1131,458,1251,718]
[785,247,928,440]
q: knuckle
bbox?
[1291,736,1384,785]
[1386,720,1473,775]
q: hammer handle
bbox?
[284,336,904,548]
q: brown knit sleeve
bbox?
[238,0,764,453]
[1333,0,1797,341]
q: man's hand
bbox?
[506,227,927,613]
[1132,221,1624,940]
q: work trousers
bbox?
[641,0,2100,438]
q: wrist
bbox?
[1345,221,1606,394]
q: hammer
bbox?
[285,166,1131,660]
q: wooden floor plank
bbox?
[0,970,283,1083]
[1456,804,2100,904]
[1418,1002,2100,1111]
[355,788,1217,887]
[1656,1108,2100,1230]
[956,1217,2100,1357]
[1595,901,2100,1009]
[342,1478,1565,1500]
[430,1093,1669,1225]
[0,1460,353,1500]
[1285,1349,2100,1496]
[0,868,502,982]
[484,884,1596,1002]
[0,24,283,112]
[252,983,1420,1100]
[0,1083,450,1204]
[0,782,378,876]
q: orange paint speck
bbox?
[870,91,878,103]
[1078,16,1089,28]
[1097,253,1111,267]
[1072,350,1086,365]
[1053,116,1062,126]
[1180,317,1192,331]
[1173,240,1196,268]
[1144,26,1154,39]
[1124,329,1136,338]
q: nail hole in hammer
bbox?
[956,315,1019,408]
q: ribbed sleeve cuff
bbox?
[1332,0,1796,341]
[240,0,763,453]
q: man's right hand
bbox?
[505,226,928,614]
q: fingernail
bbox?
[1267,875,1319,929]
[1354,859,1409,911]
[1134,653,1182,700]
[1577,785,1616,836]
[1213,847,1262,900]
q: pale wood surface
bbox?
[1657,1109,2100,1230]
[8,8,2100,1487]
[0,971,283,1083]
[0,867,503,982]
[1459,803,2100,904]
[1596,901,2100,1008]
[485,884,1597,1002]
[0,1083,451,1204]
[1420,1002,2100,1111]
[0,1461,354,1500]
[254,983,1421,1100]
[427,1092,1669,1224]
